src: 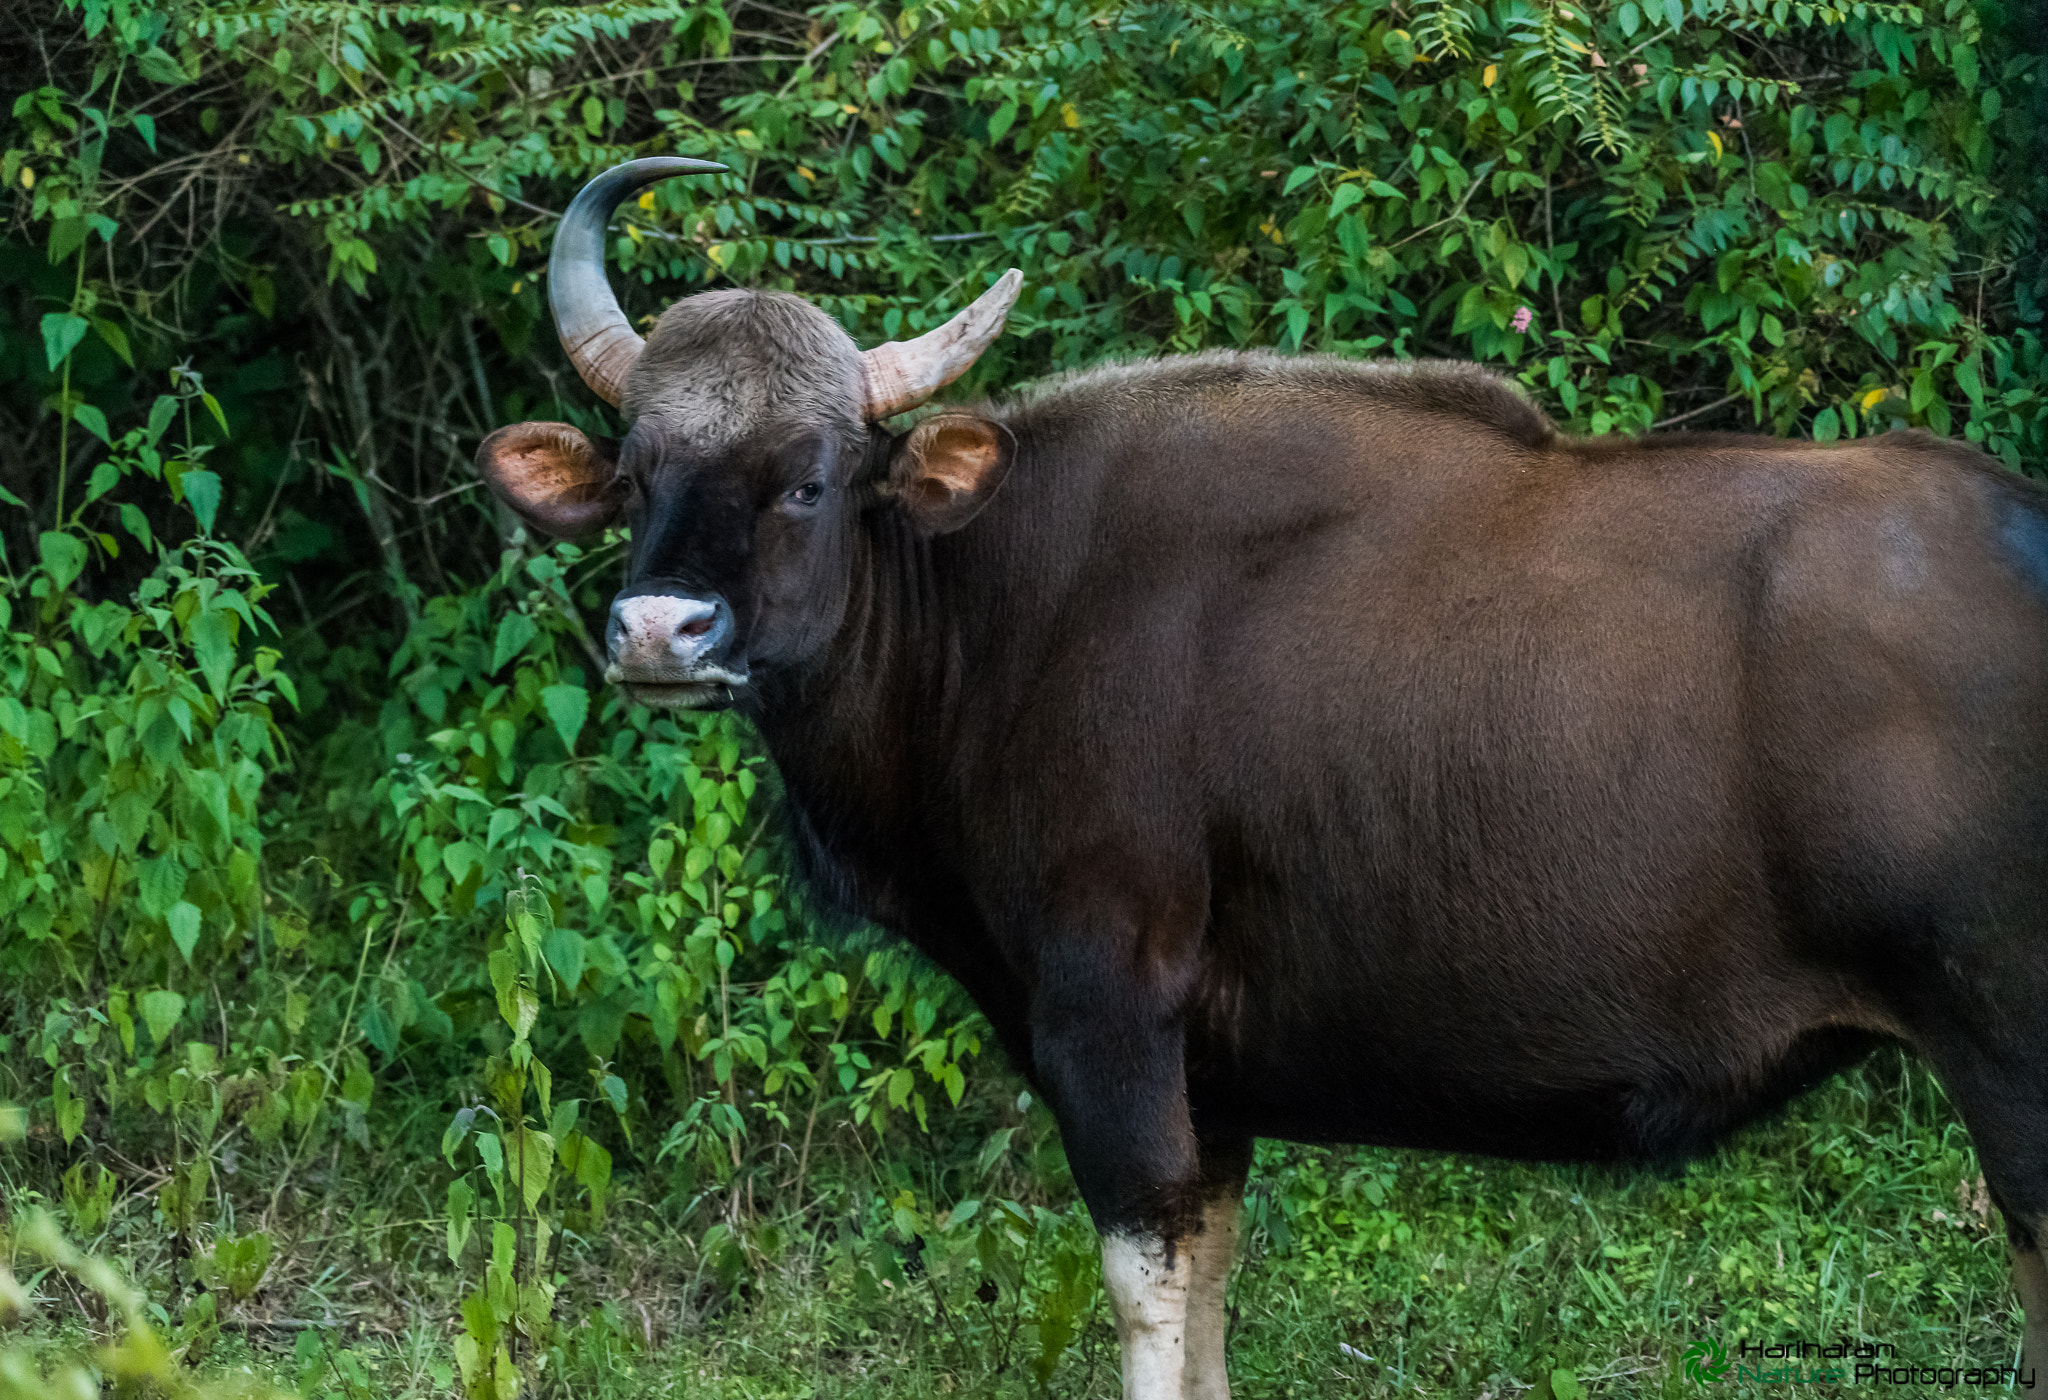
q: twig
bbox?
[378,117,561,220]
[1387,161,1493,250]
[1652,392,1744,429]
[128,103,259,244]
[361,465,483,508]
[1545,178,1564,332]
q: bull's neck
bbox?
[751,501,965,926]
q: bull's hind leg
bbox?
[1917,1057,2048,1376]
[2011,1242,2048,1373]
[1182,1137,1251,1400]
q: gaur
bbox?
[478,158,2048,1398]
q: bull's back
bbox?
[1152,415,2048,1158]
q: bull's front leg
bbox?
[1025,875,1213,1400]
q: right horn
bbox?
[550,156,728,407]
[861,268,1024,421]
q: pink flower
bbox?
[1511,306,1534,333]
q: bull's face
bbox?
[475,160,1020,710]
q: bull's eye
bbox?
[787,482,823,507]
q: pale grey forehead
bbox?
[620,288,865,448]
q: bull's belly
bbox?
[1187,996,1884,1164]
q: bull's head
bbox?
[478,158,1023,709]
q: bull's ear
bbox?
[884,414,1012,534]
[476,422,626,538]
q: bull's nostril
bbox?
[679,617,715,639]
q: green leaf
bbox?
[551,1099,581,1142]
[147,395,177,444]
[85,460,120,504]
[181,470,222,532]
[141,989,185,1046]
[987,100,1018,145]
[55,1070,84,1146]
[571,1132,613,1220]
[340,1055,373,1109]
[1501,243,1529,289]
[540,683,588,754]
[516,1129,555,1212]
[92,318,132,366]
[577,999,625,1058]
[362,997,398,1056]
[1329,183,1365,216]
[491,612,538,671]
[1952,42,1977,91]
[39,531,87,588]
[167,902,203,962]
[137,46,187,85]
[442,840,483,885]
[543,926,586,991]
[120,503,153,549]
[1283,164,1319,195]
[443,1107,476,1169]
[221,1233,272,1301]
[1955,355,1983,404]
[138,858,188,918]
[192,609,236,699]
[47,217,89,265]
[40,313,89,370]
[185,768,233,843]
[447,1178,475,1263]
[71,404,112,447]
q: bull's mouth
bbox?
[622,680,742,710]
[605,662,749,710]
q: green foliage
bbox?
[1,374,290,989]
[0,0,2042,1393]
[0,1203,282,1399]
[0,0,2039,590]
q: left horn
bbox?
[860,268,1024,421]
[550,156,728,407]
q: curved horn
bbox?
[550,156,728,407]
[861,268,1024,421]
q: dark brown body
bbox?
[752,355,2048,1226]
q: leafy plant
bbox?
[0,0,2040,1393]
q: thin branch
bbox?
[1651,391,1743,429]
[378,117,561,220]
